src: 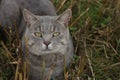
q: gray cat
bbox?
[0,0,74,80]
[22,9,74,80]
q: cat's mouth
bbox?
[42,48,51,51]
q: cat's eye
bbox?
[34,32,42,37]
[53,32,60,37]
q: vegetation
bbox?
[0,0,120,80]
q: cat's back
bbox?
[0,0,56,27]
[16,0,56,16]
[0,0,20,27]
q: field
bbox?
[0,0,120,80]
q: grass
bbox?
[0,0,120,80]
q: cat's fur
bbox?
[0,0,74,80]
[22,9,74,80]
[0,0,56,38]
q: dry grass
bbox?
[0,0,120,80]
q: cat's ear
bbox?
[23,9,38,25]
[57,9,72,26]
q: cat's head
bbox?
[22,9,72,55]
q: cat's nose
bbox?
[43,41,51,46]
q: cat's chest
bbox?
[27,53,65,68]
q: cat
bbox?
[0,0,74,80]
[22,9,74,80]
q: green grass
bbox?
[0,0,120,80]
